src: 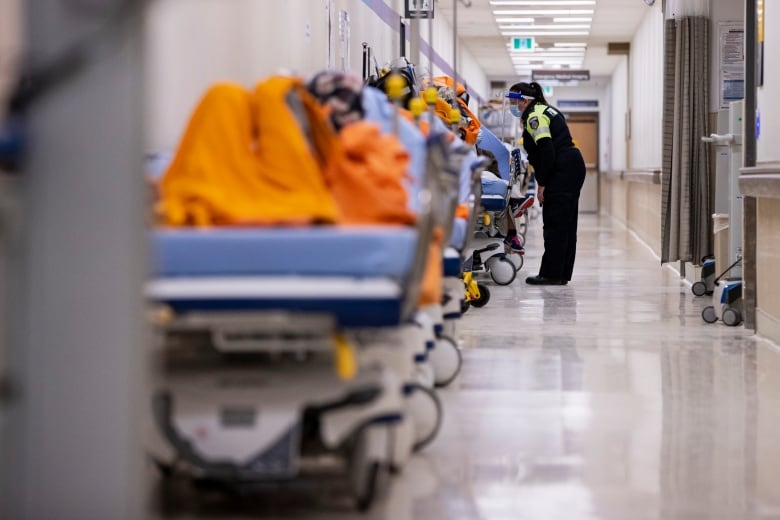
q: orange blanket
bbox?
[156,77,414,228]
[326,122,416,226]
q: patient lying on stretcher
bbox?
[150,73,444,308]
[153,76,415,228]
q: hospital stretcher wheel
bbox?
[471,284,490,307]
[431,335,463,388]
[408,384,443,452]
[722,307,742,327]
[507,252,524,272]
[692,281,707,297]
[354,462,381,511]
[487,256,517,285]
[349,426,385,512]
[702,305,717,323]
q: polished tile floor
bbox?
[155,213,780,520]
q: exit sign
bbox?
[511,37,534,50]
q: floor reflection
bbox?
[658,341,758,520]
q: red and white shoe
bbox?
[510,195,535,218]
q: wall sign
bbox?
[558,100,599,108]
[405,0,434,19]
[719,22,745,109]
[532,69,590,82]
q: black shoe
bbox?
[525,275,567,285]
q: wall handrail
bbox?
[739,163,780,199]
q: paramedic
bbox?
[507,81,586,285]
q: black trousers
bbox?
[538,148,586,281]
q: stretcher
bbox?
[146,95,458,511]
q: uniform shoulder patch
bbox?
[529,117,539,130]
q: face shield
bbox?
[506,91,533,118]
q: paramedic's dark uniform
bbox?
[522,103,586,282]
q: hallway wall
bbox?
[600,5,663,257]
[756,198,780,339]
[756,0,779,163]
[752,1,780,343]
[629,3,664,170]
[609,57,628,174]
[143,0,489,152]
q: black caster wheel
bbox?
[348,426,386,512]
[431,335,463,388]
[407,384,443,452]
[692,281,707,297]
[471,283,490,307]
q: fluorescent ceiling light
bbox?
[501,31,589,36]
[491,1,595,5]
[553,17,592,22]
[507,46,586,53]
[494,9,595,15]
[512,57,583,61]
[554,42,587,47]
[495,17,535,23]
[500,24,591,29]
[512,59,585,64]
[496,17,591,23]
[532,48,587,53]
[510,53,586,58]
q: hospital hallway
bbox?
[152,213,780,520]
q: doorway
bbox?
[566,112,599,213]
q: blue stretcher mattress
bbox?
[481,173,509,196]
[443,248,461,277]
[480,173,508,212]
[450,217,468,250]
[152,226,417,279]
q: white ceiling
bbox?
[434,0,652,79]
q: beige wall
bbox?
[144,0,489,152]
[627,182,662,255]
[600,176,662,257]
[600,175,627,226]
[755,197,780,341]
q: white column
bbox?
[1,0,146,517]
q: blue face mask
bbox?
[509,105,523,118]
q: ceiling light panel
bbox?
[501,31,589,36]
[493,9,594,15]
[499,24,591,29]
[490,1,595,5]
[494,0,595,75]
[553,17,592,22]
